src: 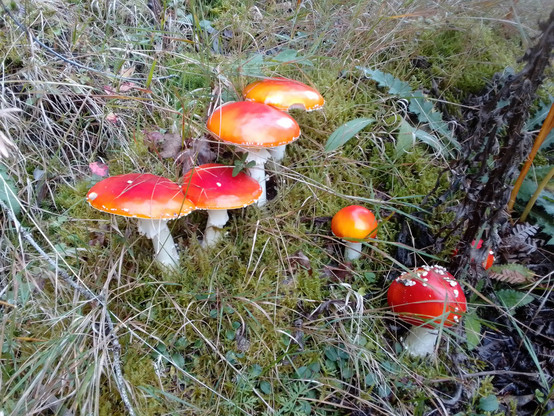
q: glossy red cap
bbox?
[182,164,262,210]
[86,173,195,219]
[206,101,300,148]
[331,205,378,243]
[387,265,467,328]
[243,78,325,112]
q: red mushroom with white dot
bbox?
[182,163,262,247]
[387,265,467,357]
[86,173,195,268]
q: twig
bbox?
[0,198,137,416]
[0,0,173,83]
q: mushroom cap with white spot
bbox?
[181,164,262,210]
[387,265,467,328]
[86,173,195,219]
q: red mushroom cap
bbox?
[86,173,195,219]
[387,265,467,328]
[181,163,262,210]
[453,240,495,270]
[243,78,325,112]
[206,101,300,148]
[331,205,378,243]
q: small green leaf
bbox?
[0,164,21,216]
[249,364,262,378]
[259,381,272,394]
[171,352,185,368]
[325,118,374,152]
[496,289,534,311]
[395,119,415,157]
[464,311,482,350]
[478,394,499,412]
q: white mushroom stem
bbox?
[137,219,179,269]
[245,148,271,207]
[202,209,230,248]
[344,241,363,261]
[403,326,439,357]
[268,145,287,163]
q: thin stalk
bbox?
[508,102,554,212]
[520,165,554,222]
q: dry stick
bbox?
[508,102,554,212]
[0,199,136,416]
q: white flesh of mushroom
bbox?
[201,209,230,248]
[268,144,287,163]
[344,241,363,261]
[246,148,271,207]
[137,219,179,269]
[403,326,439,357]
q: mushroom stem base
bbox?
[345,241,363,261]
[202,209,230,248]
[246,148,270,207]
[137,219,179,269]
[403,326,439,357]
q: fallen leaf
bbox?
[119,82,139,92]
[106,113,119,124]
[288,250,312,275]
[321,263,354,282]
[176,137,216,174]
[144,131,183,159]
[89,161,109,177]
[119,65,135,78]
[103,85,116,95]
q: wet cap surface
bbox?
[206,101,301,148]
[86,173,195,219]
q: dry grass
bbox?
[0,0,550,415]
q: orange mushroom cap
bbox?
[86,173,195,219]
[243,78,325,112]
[206,101,300,148]
[331,205,378,243]
[182,163,262,210]
[387,265,467,328]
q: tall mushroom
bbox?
[387,265,467,357]
[331,205,378,261]
[243,78,324,162]
[86,173,195,268]
[206,101,300,206]
[182,163,262,247]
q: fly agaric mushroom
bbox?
[453,239,495,270]
[387,265,467,357]
[243,78,324,162]
[206,101,300,206]
[86,173,195,268]
[182,163,262,247]
[331,205,378,261]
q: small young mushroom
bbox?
[454,239,496,270]
[387,265,468,357]
[182,163,262,247]
[242,78,324,162]
[86,173,195,269]
[331,205,378,261]
[206,101,300,206]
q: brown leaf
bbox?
[145,131,184,159]
[321,263,354,282]
[176,137,216,174]
[288,250,312,275]
[488,264,535,284]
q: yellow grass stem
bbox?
[508,102,554,212]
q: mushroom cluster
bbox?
[206,78,324,206]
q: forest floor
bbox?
[0,1,553,415]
